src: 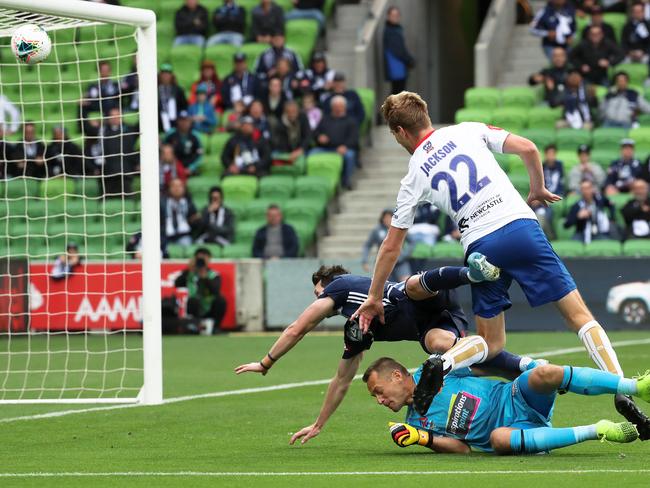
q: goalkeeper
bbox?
[363,357,648,454]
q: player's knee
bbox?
[530,364,564,389]
[490,429,513,455]
[405,274,431,301]
[425,329,456,354]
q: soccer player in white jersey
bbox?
[351,91,650,438]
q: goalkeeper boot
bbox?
[614,394,650,441]
[595,419,639,443]
[413,355,445,416]
[634,370,650,403]
[467,252,500,282]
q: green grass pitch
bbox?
[1,330,649,487]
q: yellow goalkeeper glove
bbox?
[388,422,430,448]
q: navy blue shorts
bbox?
[466,219,577,318]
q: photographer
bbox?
[50,243,83,281]
[174,247,227,333]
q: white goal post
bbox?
[0,0,162,404]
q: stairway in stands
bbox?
[318,126,406,260]
[498,0,549,87]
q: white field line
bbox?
[0,469,649,477]
[1,337,649,425]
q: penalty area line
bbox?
[1,337,649,425]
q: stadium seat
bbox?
[590,148,618,169]
[284,198,325,221]
[222,242,253,258]
[286,18,319,56]
[519,128,556,151]
[240,43,268,71]
[210,132,231,157]
[583,240,622,257]
[295,175,331,201]
[464,87,500,109]
[289,218,316,253]
[166,244,186,259]
[245,199,284,221]
[500,86,537,109]
[356,88,376,135]
[431,242,464,260]
[40,176,75,199]
[170,44,203,90]
[555,129,592,151]
[411,242,433,259]
[622,239,650,257]
[306,152,343,192]
[204,44,238,80]
[5,178,40,199]
[454,108,491,125]
[221,175,258,201]
[201,153,223,178]
[226,200,247,220]
[612,63,647,86]
[592,127,628,149]
[235,220,262,243]
[259,175,295,201]
[490,107,527,132]
[526,106,562,129]
[555,150,579,170]
[603,13,626,42]
[551,240,584,258]
[187,176,219,202]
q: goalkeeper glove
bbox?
[388,422,431,448]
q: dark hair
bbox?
[311,264,350,286]
[387,6,399,16]
[613,71,629,82]
[544,144,557,152]
[194,247,211,258]
[362,357,409,383]
[267,204,281,211]
[379,209,393,223]
[208,186,223,200]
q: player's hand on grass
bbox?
[351,296,384,333]
[234,362,268,376]
[527,188,562,208]
[388,422,420,447]
[289,423,321,445]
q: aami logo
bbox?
[423,141,433,153]
[445,391,480,437]
[74,296,142,323]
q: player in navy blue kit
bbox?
[235,258,535,445]
[364,357,647,454]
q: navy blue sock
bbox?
[419,267,470,294]
[481,350,523,374]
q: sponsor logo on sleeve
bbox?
[445,391,481,438]
[423,141,433,153]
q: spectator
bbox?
[252,204,299,258]
[600,71,650,128]
[569,25,624,86]
[159,143,189,192]
[222,115,271,176]
[126,231,143,260]
[44,126,85,177]
[81,61,121,118]
[320,72,365,126]
[221,52,258,109]
[188,83,218,134]
[528,47,571,107]
[161,177,201,247]
[270,100,311,169]
[275,57,299,99]
[532,144,564,239]
[621,2,650,63]
[558,69,597,129]
[0,94,20,135]
[174,247,227,333]
[198,186,235,246]
[120,55,139,112]
[207,0,246,47]
[250,0,285,43]
[188,60,221,109]
[408,203,441,246]
[261,75,290,122]
[564,180,618,243]
[84,108,138,195]
[0,125,17,178]
[158,64,189,133]
[621,178,650,239]
[604,138,650,195]
[312,95,359,190]
[361,209,413,281]
[568,144,606,193]
[174,0,209,46]
[248,99,272,140]
[17,122,46,178]
[224,99,247,132]
[254,30,302,78]
[301,90,322,130]
[441,215,461,242]
[530,0,576,59]
[163,111,204,175]
[295,52,334,100]
[580,6,617,43]
[285,0,326,30]
[383,6,415,95]
[50,243,83,281]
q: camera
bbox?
[195,257,207,268]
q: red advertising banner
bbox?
[29,261,237,331]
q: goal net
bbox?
[0,0,161,404]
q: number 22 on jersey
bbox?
[430,154,491,212]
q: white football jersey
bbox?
[391,122,537,249]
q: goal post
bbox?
[0,0,162,404]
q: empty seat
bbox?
[501,86,537,109]
[582,240,622,257]
[204,44,238,80]
[622,239,650,257]
[551,240,584,258]
[519,128,556,151]
[490,107,528,132]
[259,175,295,201]
[592,127,628,149]
[222,242,253,258]
[454,108,491,125]
[555,128,592,151]
[295,175,331,201]
[464,87,500,109]
[527,106,562,129]
[221,175,258,201]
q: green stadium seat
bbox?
[583,240,622,257]
[284,198,324,221]
[464,87,500,109]
[519,128,556,151]
[245,199,284,221]
[562,193,581,216]
[306,152,343,191]
[221,175,258,201]
[611,63,647,86]
[555,150,579,169]
[295,175,331,201]
[286,18,319,54]
[205,44,239,80]
[5,178,40,199]
[592,127,628,149]
[526,106,562,129]
[501,86,537,109]
[166,244,186,259]
[235,220,263,243]
[551,240,584,258]
[411,242,433,259]
[622,239,650,257]
[259,175,295,200]
[187,176,219,201]
[170,44,203,90]
[240,43,268,71]
[555,128,592,151]
[288,218,317,252]
[602,13,626,42]
[490,107,527,132]
[454,108,491,125]
[431,242,464,260]
[554,218,575,241]
[210,132,231,157]
[40,176,75,198]
[590,148,619,169]
[494,153,516,173]
[185,243,223,259]
[356,87,376,135]
[226,200,247,220]
[222,242,253,258]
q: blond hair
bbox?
[381,91,431,134]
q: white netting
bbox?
[0,11,147,401]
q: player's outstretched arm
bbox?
[502,133,562,207]
[234,297,335,375]
[352,225,408,332]
[289,354,363,445]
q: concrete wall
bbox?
[475,0,516,87]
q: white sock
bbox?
[432,335,488,372]
[577,321,624,377]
